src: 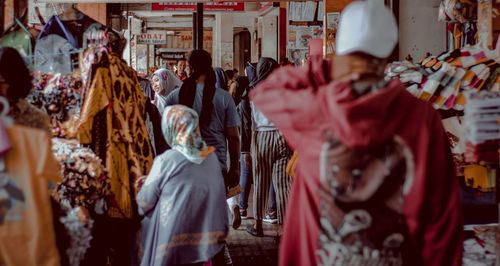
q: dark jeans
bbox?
[239,154,252,210]
[239,154,277,212]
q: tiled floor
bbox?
[227,217,279,266]
[226,189,279,266]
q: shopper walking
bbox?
[152,68,182,115]
[238,63,256,219]
[246,57,293,238]
[164,50,241,228]
[137,105,228,266]
[251,1,463,265]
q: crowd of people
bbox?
[0,1,465,266]
[144,50,291,242]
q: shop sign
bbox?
[160,52,187,60]
[137,32,167,45]
[152,2,245,12]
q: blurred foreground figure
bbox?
[251,0,463,265]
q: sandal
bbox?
[246,224,264,237]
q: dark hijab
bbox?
[245,63,258,86]
[251,57,279,88]
[0,47,32,104]
[233,76,250,106]
[179,50,216,127]
[214,67,228,91]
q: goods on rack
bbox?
[28,72,83,137]
[464,91,500,164]
[463,224,497,265]
[386,46,500,111]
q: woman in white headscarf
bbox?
[152,69,182,115]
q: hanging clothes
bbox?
[0,19,34,68]
[0,124,61,266]
[35,15,105,74]
[78,53,154,219]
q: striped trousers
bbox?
[251,130,293,224]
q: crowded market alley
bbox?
[1,0,500,265]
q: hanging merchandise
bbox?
[439,0,478,49]
[0,18,34,68]
[386,46,500,111]
[464,91,500,163]
[34,6,105,74]
[28,73,83,137]
[463,224,497,265]
[77,51,154,219]
[288,1,318,22]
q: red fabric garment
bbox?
[251,58,463,266]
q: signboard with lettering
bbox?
[137,32,167,45]
[152,2,245,12]
[160,52,187,60]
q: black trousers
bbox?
[81,216,139,266]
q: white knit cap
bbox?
[336,0,398,58]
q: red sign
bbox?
[152,2,245,12]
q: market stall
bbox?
[386,2,500,262]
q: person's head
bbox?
[214,67,228,90]
[187,50,213,81]
[333,0,398,82]
[280,58,291,67]
[152,68,182,97]
[231,76,250,105]
[177,59,187,74]
[225,69,236,81]
[0,47,32,105]
[255,57,279,85]
[162,105,211,164]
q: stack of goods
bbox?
[438,0,478,50]
[463,224,497,265]
[28,72,83,137]
[464,91,500,165]
[386,47,500,111]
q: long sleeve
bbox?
[239,99,252,153]
[137,156,169,216]
[421,115,463,266]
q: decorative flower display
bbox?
[51,138,111,212]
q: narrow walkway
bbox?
[227,218,278,266]
[226,188,279,266]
